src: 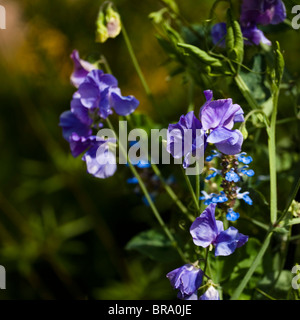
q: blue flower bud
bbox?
[226,208,240,221]
[225,169,240,182]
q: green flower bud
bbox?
[96,2,121,43]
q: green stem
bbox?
[100,54,113,74]
[106,118,186,262]
[187,76,195,113]
[241,216,269,231]
[234,74,260,110]
[121,22,161,118]
[195,169,200,210]
[231,175,300,299]
[231,231,273,300]
[181,167,200,212]
[151,163,194,222]
[125,114,193,221]
[203,247,209,276]
[121,23,151,96]
[268,89,279,225]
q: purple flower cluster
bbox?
[167,203,248,300]
[167,90,244,166]
[166,89,251,300]
[59,50,139,178]
[211,0,286,47]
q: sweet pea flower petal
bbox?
[190,203,224,248]
[82,143,117,179]
[108,87,140,116]
[200,92,243,130]
[207,127,243,155]
[242,25,271,46]
[211,22,227,47]
[214,226,249,256]
[70,93,93,126]
[69,133,97,157]
[199,286,220,300]
[70,50,96,88]
[167,111,203,163]
[77,70,118,118]
[166,264,203,300]
[59,110,92,141]
[240,0,286,26]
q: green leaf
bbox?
[177,43,223,67]
[254,271,293,300]
[125,229,178,262]
[240,55,271,104]
[210,238,263,285]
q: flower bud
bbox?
[96,2,121,43]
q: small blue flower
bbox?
[205,168,221,181]
[225,169,240,182]
[199,191,215,205]
[238,165,255,177]
[127,177,138,184]
[199,191,217,205]
[213,191,228,204]
[199,191,228,205]
[166,175,176,185]
[236,188,253,205]
[226,208,240,221]
[136,160,151,169]
[205,150,221,162]
[142,193,156,206]
[237,152,253,165]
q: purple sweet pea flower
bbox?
[77,69,139,119]
[108,86,140,116]
[70,92,94,127]
[199,285,220,300]
[206,127,244,155]
[82,141,117,179]
[200,90,244,155]
[70,50,96,88]
[242,24,271,46]
[166,264,203,300]
[200,90,244,130]
[190,203,248,256]
[68,133,95,158]
[59,110,92,144]
[167,111,205,168]
[211,22,227,47]
[240,0,286,26]
[211,22,271,47]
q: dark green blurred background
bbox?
[0,0,299,299]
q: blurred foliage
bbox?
[0,0,299,300]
